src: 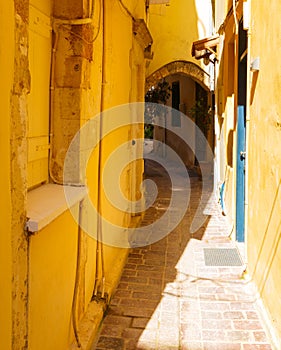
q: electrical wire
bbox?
[59,24,96,45]
[49,25,61,185]
[92,0,102,43]
[52,0,102,45]
[49,1,101,186]
[49,25,83,187]
[118,0,135,21]
[71,200,84,348]
[58,3,102,47]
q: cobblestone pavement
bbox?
[92,160,274,350]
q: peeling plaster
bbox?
[10,2,30,348]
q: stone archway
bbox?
[145,60,212,168]
[146,60,210,91]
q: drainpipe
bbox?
[93,0,106,299]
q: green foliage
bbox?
[144,80,171,139]
[144,124,154,139]
[189,98,212,136]
[145,80,171,105]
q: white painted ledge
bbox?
[26,183,87,233]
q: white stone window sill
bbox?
[26,183,87,233]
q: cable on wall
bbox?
[118,0,136,21]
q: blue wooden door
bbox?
[236,105,246,242]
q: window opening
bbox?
[171,81,181,127]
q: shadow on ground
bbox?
[92,159,212,349]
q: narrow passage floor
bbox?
[92,160,274,350]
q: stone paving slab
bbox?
[92,162,274,350]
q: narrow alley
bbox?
[92,160,273,350]
[2,1,281,349]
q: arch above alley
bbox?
[146,60,210,91]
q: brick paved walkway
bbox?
[92,160,274,350]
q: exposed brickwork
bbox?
[92,161,274,350]
[146,61,210,92]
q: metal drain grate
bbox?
[203,248,243,266]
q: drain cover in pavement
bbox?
[203,248,243,266]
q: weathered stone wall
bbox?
[11,1,30,348]
[146,60,210,91]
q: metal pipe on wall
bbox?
[93,0,106,299]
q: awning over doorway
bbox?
[191,35,219,59]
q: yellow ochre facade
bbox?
[0,0,150,349]
[147,0,213,77]
[214,0,281,347]
[146,0,215,174]
[1,0,281,349]
[0,2,14,349]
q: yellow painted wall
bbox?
[247,0,281,345]
[147,0,212,77]
[214,0,233,32]
[215,0,281,345]
[215,4,238,225]
[88,0,146,302]
[0,2,14,349]
[28,210,78,350]
[3,0,148,348]
[27,0,148,348]
[214,0,246,228]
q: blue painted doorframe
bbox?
[236,105,246,242]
